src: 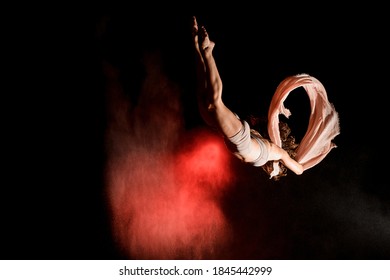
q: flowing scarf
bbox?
[267,74,340,178]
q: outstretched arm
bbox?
[268,142,303,175]
[192,16,303,176]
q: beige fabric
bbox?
[267,74,340,178]
[225,120,270,167]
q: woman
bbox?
[192,16,340,180]
[192,16,303,180]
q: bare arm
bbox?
[193,16,303,176]
[268,142,303,175]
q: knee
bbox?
[209,80,223,103]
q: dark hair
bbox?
[247,115,299,181]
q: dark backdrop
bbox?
[2,7,388,260]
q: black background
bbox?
[2,5,389,260]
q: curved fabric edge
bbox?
[267,73,340,178]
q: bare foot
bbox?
[193,16,215,54]
[192,16,200,51]
[199,26,215,53]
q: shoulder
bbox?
[267,142,288,161]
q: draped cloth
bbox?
[267,74,340,178]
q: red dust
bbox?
[104,56,236,259]
[107,129,235,259]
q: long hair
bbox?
[247,115,299,181]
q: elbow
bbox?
[295,164,304,175]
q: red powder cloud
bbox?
[104,54,236,259]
